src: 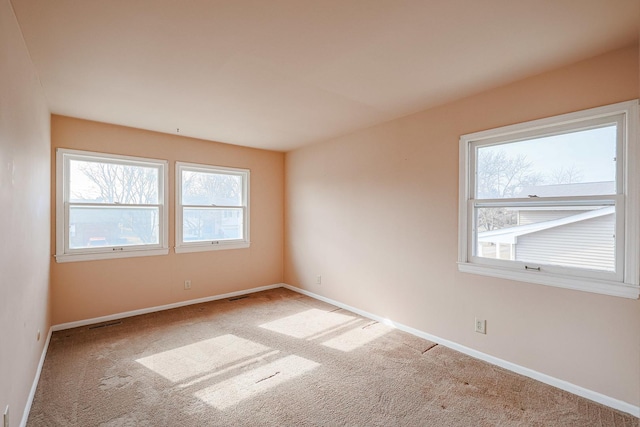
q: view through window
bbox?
[458,100,639,298]
[56,149,168,262]
[176,162,249,253]
[474,125,617,272]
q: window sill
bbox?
[55,248,169,263]
[457,262,639,299]
[175,241,250,254]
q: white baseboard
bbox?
[23,284,281,425]
[20,327,53,427]
[30,282,639,420]
[51,283,282,331]
[281,283,640,418]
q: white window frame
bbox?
[458,100,639,298]
[175,162,250,253]
[55,148,169,263]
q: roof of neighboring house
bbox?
[478,206,614,244]
[517,181,615,198]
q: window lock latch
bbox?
[525,265,541,271]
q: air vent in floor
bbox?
[88,321,122,330]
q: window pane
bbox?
[476,125,617,199]
[69,159,159,204]
[475,206,615,271]
[182,208,243,242]
[182,170,243,206]
[69,206,160,249]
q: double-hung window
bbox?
[56,149,169,262]
[458,100,639,298]
[176,162,250,253]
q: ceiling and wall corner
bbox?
[283,44,640,409]
[10,0,640,151]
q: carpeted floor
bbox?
[28,287,638,426]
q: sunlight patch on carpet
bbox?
[179,350,281,389]
[136,334,270,382]
[194,355,320,410]
[259,308,356,339]
[322,322,391,352]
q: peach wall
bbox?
[0,0,51,424]
[51,116,284,325]
[284,45,640,406]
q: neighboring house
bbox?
[181,194,243,241]
[477,182,615,271]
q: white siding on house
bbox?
[518,210,584,225]
[515,214,615,271]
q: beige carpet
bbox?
[28,288,637,426]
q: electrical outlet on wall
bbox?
[475,318,486,334]
[315,275,322,285]
[184,280,192,290]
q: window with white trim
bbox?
[56,149,169,262]
[176,162,250,253]
[458,100,639,298]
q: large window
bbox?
[176,162,250,253]
[56,149,169,262]
[458,100,639,298]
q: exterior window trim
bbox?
[458,100,639,299]
[175,161,250,254]
[55,148,169,263]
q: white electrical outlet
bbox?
[184,280,192,290]
[316,275,322,285]
[475,318,486,334]
[4,405,9,427]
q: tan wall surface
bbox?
[0,0,51,424]
[284,45,640,405]
[51,116,284,325]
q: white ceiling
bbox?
[11,0,639,151]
